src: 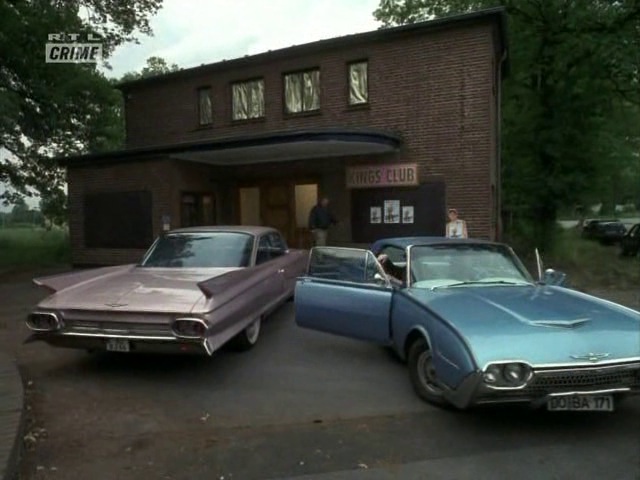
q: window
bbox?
[348,61,368,105]
[256,232,288,265]
[232,79,265,120]
[379,245,406,265]
[267,232,288,254]
[283,69,320,114]
[306,247,386,285]
[197,87,212,125]
[181,193,216,227]
[141,232,254,268]
[256,235,271,265]
[84,191,153,249]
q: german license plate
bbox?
[547,394,614,412]
[106,339,130,352]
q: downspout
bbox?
[496,49,507,242]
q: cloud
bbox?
[104,0,380,78]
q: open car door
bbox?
[294,247,394,344]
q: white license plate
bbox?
[547,394,614,412]
[106,339,130,352]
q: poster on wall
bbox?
[384,200,400,224]
[402,206,415,224]
[370,207,382,224]
[162,214,171,231]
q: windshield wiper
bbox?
[431,280,531,290]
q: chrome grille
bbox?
[63,319,172,337]
[528,368,640,394]
[487,363,640,399]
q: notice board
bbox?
[350,182,446,243]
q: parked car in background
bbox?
[581,219,627,244]
[294,237,640,412]
[26,226,307,356]
[620,223,640,257]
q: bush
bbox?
[0,227,70,268]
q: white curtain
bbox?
[233,80,264,120]
[349,62,368,105]
[285,70,319,113]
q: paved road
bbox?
[1,273,639,480]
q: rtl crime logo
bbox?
[45,33,103,63]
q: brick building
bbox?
[62,7,508,266]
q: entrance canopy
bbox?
[60,128,402,167]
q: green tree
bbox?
[0,0,163,207]
[374,0,640,251]
[9,198,30,224]
[120,55,180,82]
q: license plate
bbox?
[106,339,130,352]
[547,394,614,412]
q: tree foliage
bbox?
[0,0,163,211]
[374,0,640,250]
[120,55,180,82]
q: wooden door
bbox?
[261,184,293,245]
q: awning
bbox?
[61,128,403,168]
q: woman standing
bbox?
[446,208,468,238]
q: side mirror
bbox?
[373,272,388,285]
[543,268,567,286]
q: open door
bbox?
[294,247,394,344]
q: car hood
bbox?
[39,267,241,313]
[406,285,640,367]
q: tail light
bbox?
[171,318,208,339]
[26,312,61,332]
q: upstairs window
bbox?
[284,69,320,114]
[197,87,212,125]
[232,78,265,120]
[348,61,368,105]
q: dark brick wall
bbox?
[122,21,500,238]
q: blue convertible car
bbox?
[294,237,640,412]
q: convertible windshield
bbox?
[409,244,533,289]
[140,232,254,268]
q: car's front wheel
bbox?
[408,338,448,407]
[232,317,261,351]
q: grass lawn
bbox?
[542,228,639,291]
[0,227,70,271]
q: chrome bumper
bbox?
[446,361,640,409]
[26,331,211,355]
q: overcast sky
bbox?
[105,0,381,78]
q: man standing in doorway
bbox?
[308,197,337,246]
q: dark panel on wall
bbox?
[84,191,153,248]
[350,182,446,243]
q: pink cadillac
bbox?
[25,226,307,355]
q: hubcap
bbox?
[245,318,261,344]
[416,351,443,396]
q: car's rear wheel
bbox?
[232,317,261,351]
[408,337,448,406]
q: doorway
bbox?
[181,192,216,227]
[238,181,318,248]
